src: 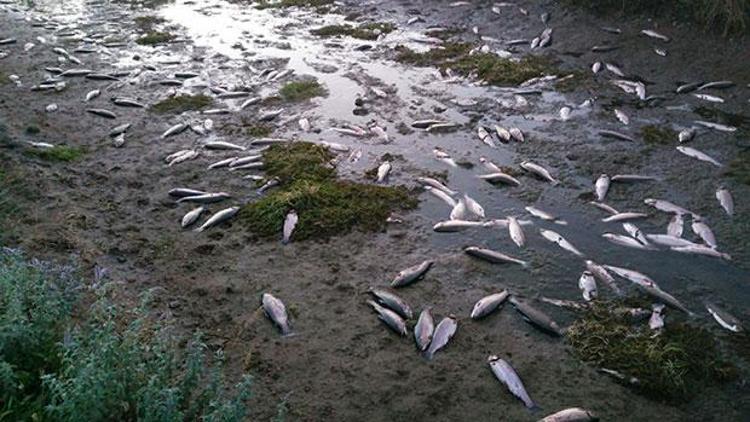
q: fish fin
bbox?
[526,402,542,412]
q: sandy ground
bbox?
[1,0,750,420]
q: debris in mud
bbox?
[726,150,750,185]
[640,125,677,145]
[255,0,333,11]
[134,15,166,31]
[136,31,176,46]
[244,124,274,138]
[311,22,395,41]
[24,145,85,162]
[239,143,416,241]
[279,79,327,102]
[567,301,736,402]
[150,94,213,114]
[0,72,9,85]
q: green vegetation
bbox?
[396,43,554,86]
[641,125,677,145]
[25,145,85,162]
[311,22,395,40]
[279,80,327,102]
[25,125,40,135]
[567,301,735,402]
[0,72,9,85]
[239,143,417,241]
[562,0,750,35]
[255,0,333,10]
[150,94,213,114]
[0,249,253,421]
[726,149,750,185]
[134,15,166,31]
[245,124,274,138]
[136,31,176,46]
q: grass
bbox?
[726,149,750,184]
[567,301,736,402]
[255,0,333,10]
[641,125,677,145]
[246,124,274,137]
[279,80,327,102]
[562,0,750,35]
[311,22,395,40]
[136,31,176,46]
[150,94,213,114]
[24,146,85,162]
[0,72,9,85]
[0,249,253,421]
[239,143,417,241]
[395,43,554,86]
[134,15,165,31]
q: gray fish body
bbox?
[671,244,731,260]
[585,260,622,296]
[177,192,231,204]
[414,308,435,351]
[579,271,597,301]
[86,108,116,119]
[521,161,559,184]
[509,296,563,336]
[425,187,458,207]
[599,130,635,142]
[112,97,145,107]
[705,302,742,332]
[424,316,457,360]
[677,146,722,167]
[602,233,653,250]
[417,177,456,196]
[204,141,247,151]
[169,188,208,198]
[594,174,610,201]
[208,157,238,169]
[464,246,528,267]
[262,293,291,335]
[109,123,131,137]
[181,206,205,228]
[691,219,717,248]
[161,123,188,139]
[602,212,648,223]
[604,265,656,287]
[639,283,691,315]
[367,300,408,336]
[479,172,521,186]
[392,260,433,287]
[646,234,697,247]
[471,291,509,319]
[282,210,298,244]
[433,220,484,232]
[644,199,690,215]
[369,288,413,319]
[195,206,239,232]
[540,229,584,257]
[538,407,598,422]
[611,174,659,183]
[716,188,734,216]
[508,216,525,248]
[488,356,536,409]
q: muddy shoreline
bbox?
[1,0,750,420]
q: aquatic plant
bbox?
[279,80,327,102]
[245,124,275,137]
[239,143,417,241]
[311,22,395,40]
[136,31,176,46]
[567,301,736,402]
[24,145,85,162]
[255,0,333,10]
[150,94,213,114]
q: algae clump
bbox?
[279,80,327,102]
[136,31,175,46]
[151,94,213,114]
[239,143,416,241]
[24,146,85,162]
[641,125,677,145]
[311,22,395,40]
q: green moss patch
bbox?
[641,125,677,145]
[239,143,417,241]
[311,22,395,40]
[245,124,274,137]
[150,94,212,114]
[255,0,333,10]
[24,146,85,162]
[0,72,9,85]
[726,150,750,185]
[396,43,554,86]
[279,80,327,102]
[567,301,736,402]
[136,31,176,46]
[134,15,165,31]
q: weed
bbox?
[279,80,327,102]
[150,94,213,114]
[24,146,85,162]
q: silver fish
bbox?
[169,188,208,198]
[477,126,495,147]
[195,206,239,232]
[181,206,205,228]
[450,198,467,220]
[230,155,263,167]
[538,297,589,311]
[369,288,413,319]
[678,128,696,143]
[579,271,597,301]
[595,174,610,201]
[691,218,717,248]
[638,283,692,314]
[614,109,629,125]
[623,223,649,245]
[391,260,433,288]
[257,178,280,195]
[367,300,408,336]
[168,150,199,166]
[425,186,458,208]
[676,146,722,167]
[376,161,391,183]
[693,93,724,103]
[644,199,690,215]
[113,133,125,148]
[559,106,572,121]
[591,61,602,74]
[464,194,485,219]
[495,126,512,142]
[86,108,116,119]
[610,174,659,183]
[464,246,528,267]
[178,192,231,204]
[698,80,734,90]
[676,82,701,93]
[414,308,435,351]
[694,120,737,132]
[509,296,563,336]
[471,291,509,319]
[538,407,598,422]
[424,316,457,360]
[478,172,521,186]
[509,127,525,142]
[488,356,537,409]
[671,245,731,260]
[84,89,100,102]
[540,229,584,257]
[645,234,697,247]
[605,63,625,77]
[641,29,670,42]
[585,260,623,296]
[604,265,656,287]
[262,293,291,335]
[599,130,635,142]
[508,216,525,248]
[282,210,298,244]
[417,177,456,196]
[433,220,485,232]
[521,161,559,185]
[525,206,567,225]
[208,157,238,170]
[109,123,131,137]
[161,123,188,139]
[601,212,648,223]
[602,233,654,250]
[705,302,743,332]
[716,187,734,216]
[204,141,247,151]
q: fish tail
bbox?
[554,220,568,226]
[526,402,542,412]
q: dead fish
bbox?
[319,141,350,152]
[645,234,697,247]
[525,206,567,225]
[0,38,17,45]
[585,260,623,296]
[693,93,724,103]
[641,29,670,42]
[376,161,391,183]
[591,62,602,74]
[678,128,696,143]
[623,223,649,245]
[605,63,625,77]
[424,316,457,360]
[112,97,145,108]
[508,217,525,248]
[676,82,701,93]
[169,188,208,198]
[161,123,188,139]
[298,117,311,132]
[156,79,183,86]
[369,288,413,319]
[208,157,238,170]
[488,356,537,409]
[464,194,485,219]
[540,229,584,257]
[671,244,731,260]
[202,108,231,115]
[433,148,457,167]
[367,300,407,336]
[591,44,619,52]
[638,283,692,314]
[178,192,231,204]
[649,303,665,330]
[614,109,629,125]
[450,198,467,220]
[538,407,598,422]
[479,172,522,186]
[417,177,456,196]
[495,126,512,142]
[694,120,737,132]
[579,271,597,301]
[477,126,495,147]
[471,291,509,319]
[600,26,621,34]
[282,210,298,244]
[654,48,668,57]
[595,174,610,201]
[602,233,654,250]
[705,302,743,332]
[425,186,458,208]
[412,119,448,129]
[414,308,435,351]
[230,155,263,167]
[45,104,58,113]
[691,217,717,248]
[262,293,292,335]
[204,141,247,151]
[195,206,239,232]
[559,106,572,121]
[84,89,100,102]
[112,133,125,148]
[239,96,262,110]
[716,187,734,216]
[644,198,690,215]
[433,220,485,232]
[509,127,525,142]
[509,296,564,336]
[257,178,280,195]
[86,108,116,119]
[610,174,659,183]
[86,73,119,81]
[676,146,722,167]
[601,212,648,223]
[538,297,588,311]
[698,80,734,90]
[464,246,528,267]
[259,109,283,121]
[599,130,635,142]
[60,68,93,77]
[604,265,656,287]
[181,206,205,228]
[391,260,433,288]
[521,161,559,185]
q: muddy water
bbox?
[1,0,750,420]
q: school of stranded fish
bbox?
[1,0,747,419]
